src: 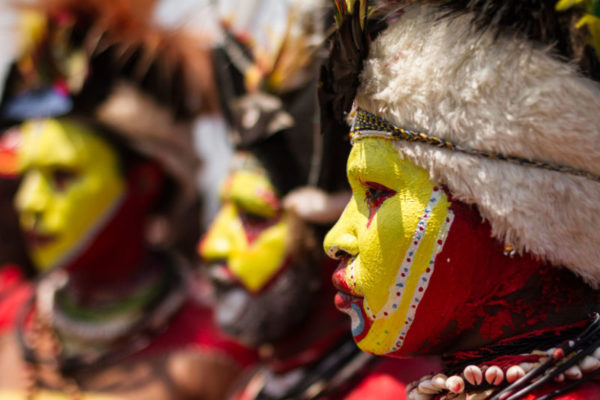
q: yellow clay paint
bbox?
[15,118,125,272]
[201,166,289,292]
[324,138,452,354]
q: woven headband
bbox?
[350,108,600,183]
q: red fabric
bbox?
[526,381,600,399]
[0,264,32,334]
[330,357,441,400]
[230,356,440,400]
[137,300,258,368]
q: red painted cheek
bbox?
[398,201,540,355]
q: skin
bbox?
[324,137,597,357]
[200,156,289,293]
[15,118,125,272]
[199,152,325,347]
[324,138,452,355]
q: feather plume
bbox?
[318,0,386,138]
[8,0,218,118]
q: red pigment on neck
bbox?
[63,166,164,302]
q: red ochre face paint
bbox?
[393,200,542,356]
[325,139,552,357]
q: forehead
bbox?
[20,118,113,168]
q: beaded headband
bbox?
[349,108,600,183]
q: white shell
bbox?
[484,366,504,386]
[431,374,448,390]
[463,365,483,386]
[408,388,433,400]
[446,375,465,394]
[580,355,600,373]
[564,365,583,380]
[593,347,600,360]
[519,362,535,372]
[418,380,442,395]
[506,365,525,383]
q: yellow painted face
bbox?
[324,138,453,355]
[200,156,289,292]
[15,118,126,272]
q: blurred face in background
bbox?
[15,118,125,272]
[200,152,320,346]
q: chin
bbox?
[214,258,318,347]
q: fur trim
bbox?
[355,4,600,286]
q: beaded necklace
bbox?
[17,251,186,398]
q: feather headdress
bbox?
[214,0,352,197]
[321,0,600,286]
[0,0,217,203]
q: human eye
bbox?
[363,181,396,226]
[51,168,79,192]
[364,181,397,207]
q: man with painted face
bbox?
[0,1,256,399]
[200,1,438,398]
[0,129,33,335]
[321,1,600,399]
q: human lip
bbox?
[332,257,363,311]
[24,230,56,248]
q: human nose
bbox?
[323,201,359,260]
[15,170,50,219]
[198,204,235,261]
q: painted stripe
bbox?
[362,187,444,320]
[392,209,455,351]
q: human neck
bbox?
[442,263,598,358]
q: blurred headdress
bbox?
[213,0,350,201]
[0,0,219,203]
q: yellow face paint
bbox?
[200,156,289,292]
[15,118,125,272]
[324,138,453,355]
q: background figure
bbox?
[200,1,438,398]
[0,1,255,398]
[0,128,33,336]
[321,1,600,399]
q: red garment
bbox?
[0,264,32,334]
[330,356,440,400]
[231,355,440,400]
[527,381,600,399]
[138,300,258,369]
